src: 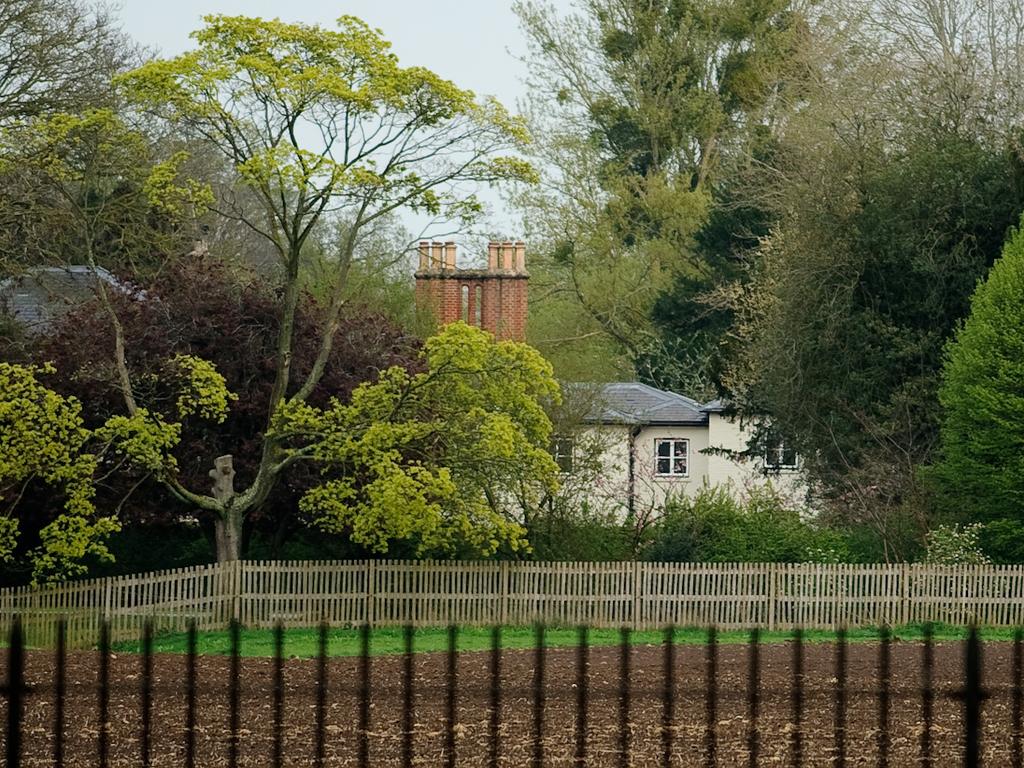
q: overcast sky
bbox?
[115,1,574,244]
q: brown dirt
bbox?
[2,640,1018,766]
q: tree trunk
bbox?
[210,455,242,562]
[214,509,243,562]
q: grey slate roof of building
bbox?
[0,266,124,332]
[583,382,711,426]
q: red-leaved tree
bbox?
[24,255,420,560]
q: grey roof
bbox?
[583,382,710,426]
[0,266,126,332]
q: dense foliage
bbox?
[8,1,1024,575]
[933,222,1024,538]
[271,322,561,557]
[0,363,115,580]
[644,487,847,564]
[515,0,801,391]
[10,256,420,559]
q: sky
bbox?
[115,0,574,246]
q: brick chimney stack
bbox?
[414,240,529,341]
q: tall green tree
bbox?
[933,221,1024,528]
[111,15,533,559]
[514,0,802,390]
[724,0,1024,555]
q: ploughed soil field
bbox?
[2,640,1019,766]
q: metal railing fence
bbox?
[1,619,1018,767]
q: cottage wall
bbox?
[579,416,808,520]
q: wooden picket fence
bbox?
[3,560,1024,647]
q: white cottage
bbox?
[555,382,806,520]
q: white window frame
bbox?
[764,436,799,471]
[551,436,575,474]
[654,438,689,478]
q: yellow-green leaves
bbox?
[0,108,211,271]
[0,363,120,582]
[271,323,561,557]
[95,411,181,476]
[0,362,95,512]
[0,355,235,581]
[169,355,238,423]
[118,14,534,266]
[144,152,214,217]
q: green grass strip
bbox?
[104,623,1022,658]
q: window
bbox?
[764,434,798,471]
[655,438,688,477]
[551,436,574,474]
[474,285,482,327]
[460,284,470,322]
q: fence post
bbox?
[499,561,509,626]
[232,560,242,624]
[900,562,910,626]
[632,561,642,630]
[768,563,777,632]
[365,560,377,628]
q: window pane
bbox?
[673,457,686,475]
[657,457,671,475]
[657,441,671,457]
[551,437,574,473]
[673,440,687,458]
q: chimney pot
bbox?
[444,241,457,270]
[488,241,499,271]
[514,241,526,272]
[418,240,430,271]
[430,242,445,270]
[502,240,515,271]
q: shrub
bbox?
[920,523,990,565]
[644,486,847,563]
[528,503,636,561]
[980,518,1024,563]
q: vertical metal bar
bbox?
[618,626,631,768]
[358,622,370,768]
[403,624,415,768]
[273,622,284,768]
[489,625,501,768]
[834,626,847,768]
[533,623,546,768]
[141,619,153,768]
[228,618,240,768]
[747,627,760,768]
[54,618,66,768]
[963,624,982,768]
[922,623,934,768]
[662,625,676,768]
[878,625,890,768]
[98,619,110,768]
[315,621,328,768]
[791,627,803,768]
[575,625,589,768]
[5,617,24,768]
[1013,626,1022,768]
[445,624,457,768]
[706,625,717,768]
[185,620,197,768]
